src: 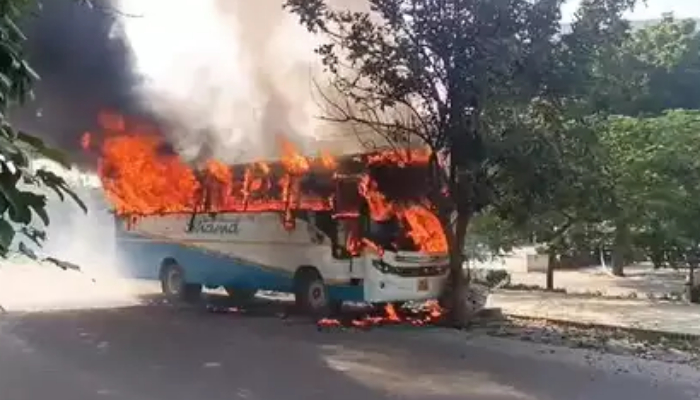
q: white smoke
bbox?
[112,0,362,163]
[28,159,120,277]
[0,160,145,313]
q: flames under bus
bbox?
[114,152,449,316]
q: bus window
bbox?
[367,218,400,248]
[333,220,354,259]
[358,203,419,252]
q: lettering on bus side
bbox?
[188,219,241,235]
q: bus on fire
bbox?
[112,149,450,317]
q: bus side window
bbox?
[358,202,370,238]
[333,223,350,259]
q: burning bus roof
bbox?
[90,123,435,206]
[220,148,430,174]
[89,129,446,253]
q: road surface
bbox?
[0,295,698,400]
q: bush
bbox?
[470,268,511,289]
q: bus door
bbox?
[334,174,364,276]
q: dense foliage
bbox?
[0,0,85,258]
[470,15,700,298]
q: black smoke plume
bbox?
[10,0,148,167]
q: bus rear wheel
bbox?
[160,260,202,304]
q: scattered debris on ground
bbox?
[498,283,696,304]
[178,291,700,368]
[471,315,700,368]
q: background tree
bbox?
[583,14,700,276]
[624,15,700,114]
[501,13,700,281]
[461,0,639,288]
[284,0,638,322]
[601,111,700,302]
[0,0,85,259]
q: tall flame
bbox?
[88,113,447,253]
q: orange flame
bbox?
[316,301,444,328]
[384,303,400,321]
[319,150,337,169]
[98,111,125,132]
[88,113,447,252]
[358,175,394,221]
[398,206,447,253]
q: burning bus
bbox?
[93,129,449,317]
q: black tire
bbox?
[390,301,407,309]
[160,259,202,304]
[294,268,336,318]
[224,287,257,303]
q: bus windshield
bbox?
[365,217,419,252]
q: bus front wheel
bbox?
[160,260,202,304]
[294,267,336,318]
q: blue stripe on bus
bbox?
[116,232,365,302]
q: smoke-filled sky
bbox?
[11,0,142,165]
[115,0,335,164]
[11,0,696,168]
[12,0,366,168]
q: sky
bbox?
[563,0,700,22]
[102,0,700,162]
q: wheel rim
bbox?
[307,281,327,310]
[166,268,182,295]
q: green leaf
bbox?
[1,122,18,139]
[22,192,48,226]
[46,185,64,202]
[35,169,86,212]
[35,146,70,168]
[0,179,31,224]
[21,60,39,81]
[3,15,26,41]
[17,131,71,168]
[0,72,12,90]
[8,202,31,224]
[15,131,45,149]
[0,218,15,253]
[18,242,38,260]
[0,134,23,162]
[60,185,87,214]
[44,257,82,272]
[0,195,8,215]
[20,226,45,247]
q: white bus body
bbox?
[116,211,449,313]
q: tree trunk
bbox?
[546,250,556,291]
[544,221,572,291]
[650,251,664,269]
[687,261,698,304]
[440,211,471,327]
[611,220,630,277]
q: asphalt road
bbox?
[0,295,698,400]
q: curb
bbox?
[504,313,700,342]
[494,288,691,305]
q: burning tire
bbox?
[224,287,257,303]
[159,259,202,304]
[294,267,336,318]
